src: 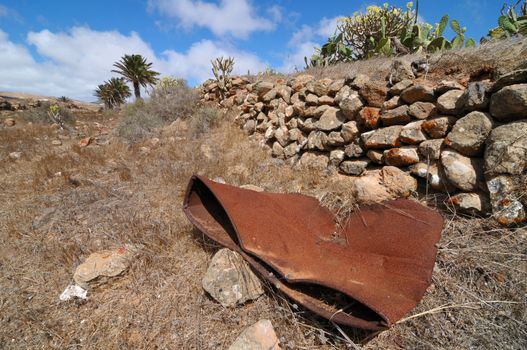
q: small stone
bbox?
[484,120,527,176]
[352,166,417,204]
[297,152,329,170]
[305,93,319,106]
[400,85,436,104]
[382,96,400,111]
[334,85,352,104]
[339,95,364,119]
[351,74,370,89]
[329,149,345,166]
[449,193,491,215]
[73,245,140,289]
[344,143,365,158]
[422,116,456,138]
[326,132,345,146]
[8,151,22,160]
[318,95,334,105]
[313,78,333,96]
[340,159,370,176]
[381,105,411,126]
[3,118,15,126]
[285,105,294,118]
[445,111,494,156]
[440,149,482,192]
[292,74,314,92]
[490,84,527,121]
[59,284,88,301]
[76,135,93,147]
[341,121,360,142]
[408,102,437,119]
[419,139,444,160]
[367,150,384,164]
[361,126,402,149]
[436,89,464,115]
[228,319,281,350]
[390,59,415,84]
[52,140,62,146]
[202,249,264,308]
[359,81,388,108]
[400,121,427,144]
[389,79,413,95]
[328,79,345,95]
[277,85,292,103]
[274,126,290,147]
[315,107,345,131]
[243,120,257,134]
[306,131,328,151]
[313,105,331,118]
[253,81,274,97]
[272,142,285,158]
[358,107,381,129]
[461,82,490,112]
[434,80,465,95]
[486,175,527,225]
[409,162,456,192]
[383,147,420,166]
[283,142,299,158]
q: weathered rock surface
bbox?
[449,192,491,215]
[436,89,464,114]
[228,319,281,350]
[316,108,345,131]
[484,120,527,176]
[400,121,427,144]
[445,111,494,156]
[490,84,527,121]
[489,69,527,92]
[419,139,444,160]
[341,121,360,142]
[73,245,140,289]
[461,82,489,111]
[340,159,369,175]
[390,59,415,84]
[361,126,402,149]
[408,101,436,119]
[202,249,264,307]
[440,149,482,192]
[296,152,329,170]
[487,175,527,225]
[422,116,455,138]
[359,81,388,107]
[409,162,455,192]
[339,95,364,119]
[358,107,381,129]
[383,147,420,166]
[389,79,413,95]
[351,166,417,203]
[381,105,411,126]
[400,85,435,103]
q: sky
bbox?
[0,0,505,101]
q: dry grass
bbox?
[0,99,526,349]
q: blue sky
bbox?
[0,0,504,101]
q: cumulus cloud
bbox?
[280,16,340,73]
[148,0,279,38]
[0,27,267,101]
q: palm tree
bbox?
[112,54,160,99]
[94,77,131,109]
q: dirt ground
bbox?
[0,108,525,349]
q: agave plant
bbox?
[94,77,131,109]
[112,54,160,99]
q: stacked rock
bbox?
[200,69,527,225]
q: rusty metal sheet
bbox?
[183,175,444,330]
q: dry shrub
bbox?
[185,105,222,138]
[116,106,164,143]
[17,101,76,125]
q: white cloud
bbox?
[0,27,267,101]
[148,0,278,39]
[280,16,340,73]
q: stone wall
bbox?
[200,69,527,225]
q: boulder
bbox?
[328,79,345,95]
[400,121,427,144]
[297,152,329,170]
[490,84,527,121]
[202,249,264,308]
[340,159,370,176]
[440,149,482,192]
[380,105,411,126]
[339,94,364,119]
[351,166,417,204]
[409,162,456,193]
[361,125,402,149]
[445,111,494,156]
[73,245,140,289]
[408,101,437,119]
[358,107,381,129]
[422,116,456,138]
[461,82,490,111]
[419,139,444,160]
[484,120,527,176]
[383,147,420,166]
[227,319,281,350]
[315,107,346,131]
[400,85,435,103]
[448,193,491,215]
[436,89,464,114]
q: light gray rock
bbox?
[253,81,274,97]
[490,84,527,121]
[434,80,465,95]
[315,107,346,131]
[367,150,384,164]
[440,149,482,192]
[361,126,402,149]
[382,95,400,111]
[341,121,360,142]
[445,111,494,156]
[334,85,353,104]
[390,59,415,84]
[344,143,365,158]
[389,79,413,95]
[283,142,299,158]
[202,249,264,308]
[313,78,333,96]
[400,85,435,103]
[272,141,285,158]
[381,105,411,126]
[409,161,456,193]
[419,139,444,160]
[326,131,346,146]
[339,94,364,119]
[340,159,370,175]
[484,120,527,176]
[274,126,290,147]
[449,192,491,215]
[487,175,526,225]
[436,89,464,114]
[329,149,345,166]
[305,93,319,105]
[400,121,427,144]
[297,151,329,170]
[408,101,437,119]
[306,131,329,151]
[228,319,281,350]
[461,82,490,111]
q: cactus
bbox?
[211,56,235,98]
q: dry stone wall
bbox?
[201,69,527,225]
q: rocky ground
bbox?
[1,100,525,349]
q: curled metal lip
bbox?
[183,175,444,330]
